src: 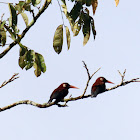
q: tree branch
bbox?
[0,73,19,88]
[0,62,139,112]
[0,0,52,59]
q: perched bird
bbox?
[48,83,78,104]
[91,77,114,97]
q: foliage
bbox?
[0,0,119,77]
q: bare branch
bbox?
[81,61,101,97]
[0,62,140,112]
[118,69,126,84]
[82,61,91,79]
[0,73,19,88]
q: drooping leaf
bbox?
[73,21,81,36]
[31,0,41,6]
[82,13,91,46]
[0,29,6,46]
[86,0,92,6]
[24,3,31,11]
[53,25,63,54]
[91,17,96,39]
[6,27,16,40]
[25,50,35,70]
[21,12,28,26]
[35,53,46,73]
[69,1,82,22]
[26,0,31,4]
[15,1,25,13]
[91,0,98,15]
[115,0,119,7]
[65,26,71,50]
[33,53,46,77]
[18,44,46,77]
[8,3,17,28]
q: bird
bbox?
[48,83,78,104]
[91,77,114,97]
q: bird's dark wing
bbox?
[48,88,68,103]
[91,84,105,98]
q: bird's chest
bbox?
[98,84,106,93]
[61,89,68,97]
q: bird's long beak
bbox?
[69,85,79,89]
[107,80,114,84]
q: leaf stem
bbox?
[57,0,65,27]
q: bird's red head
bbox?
[96,77,114,84]
[60,83,79,89]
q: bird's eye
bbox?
[100,78,103,81]
[63,84,67,87]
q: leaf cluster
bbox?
[0,0,119,76]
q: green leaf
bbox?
[34,53,46,77]
[21,12,28,26]
[73,21,81,36]
[24,3,31,11]
[82,13,91,46]
[69,2,82,22]
[35,53,46,73]
[19,49,27,69]
[6,27,16,40]
[25,50,35,70]
[65,26,71,50]
[91,17,96,39]
[15,1,25,13]
[53,25,63,54]
[8,3,17,28]
[0,29,6,46]
[86,0,92,6]
[31,0,41,6]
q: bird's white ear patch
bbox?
[100,78,103,81]
[63,84,66,87]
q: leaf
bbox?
[34,53,46,77]
[83,30,90,46]
[25,50,35,70]
[82,13,91,46]
[115,0,119,7]
[21,12,28,26]
[6,27,16,40]
[31,0,41,6]
[0,29,7,46]
[8,3,17,28]
[35,53,46,73]
[69,1,82,22]
[19,48,28,69]
[91,17,96,39]
[65,26,71,50]
[73,21,81,36]
[18,44,46,77]
[91,0,98,15]
[53,25,63,54]
[15,1,25,13]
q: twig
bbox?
[81,61,101,97]
[0,62,140,112]
[118,69,126,84]
[0,73,19,88]
[57,0,65,27]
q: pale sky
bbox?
[0,0,140,140]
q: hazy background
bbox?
[0,0,140,140]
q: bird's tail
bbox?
[48,98,52,104]
[91,94,97,98]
